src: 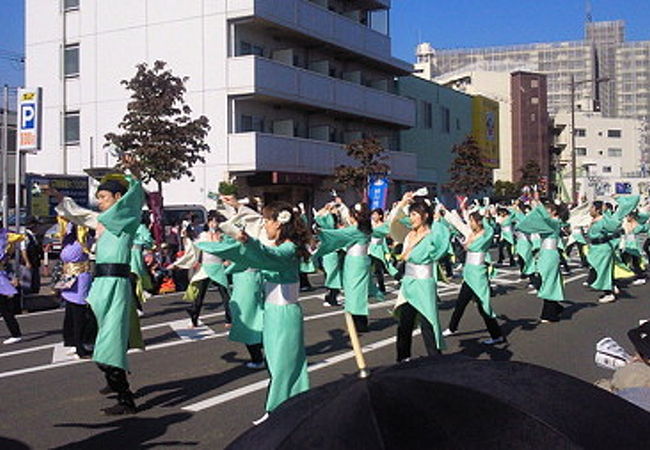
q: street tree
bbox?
[493,180,518,200]
[334,137,390,200]
[445,136,492,196]
[518,159,542,189]
[104,60,211,199]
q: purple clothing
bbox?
[0,271,17,296]
[59,241,92,305]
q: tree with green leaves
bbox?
[445,136,493,196]
[493,180,518,200]
[104,60,210,198]
[334,137,390,200]
[518,159,542,189]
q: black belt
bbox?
[94,263,131,278]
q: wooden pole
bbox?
[344,312,369,378]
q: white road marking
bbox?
[169,319,217,341]
[182,333,403,412]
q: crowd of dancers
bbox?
[1,159,649,422]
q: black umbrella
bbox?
[227,356,650,449]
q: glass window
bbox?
[441,107,450,133]
[531,79,539,88]
[239,42,264,57]
[64,111,80,145]
[576,147,587,156]
[607,129,622,138]
[607,148,622,157]
[240,115,264,133]
[575,128,586,137]
[531,96,539,105]
[64,0,80,11]
[602,166,612,173]
[64,44,79,77]
[421,101,432,129]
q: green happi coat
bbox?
[205,241,265,346]
[316,226,371,316]
[130,223,154,295]
[370,223,398,277]
[463,223,496,318]
[88,177,145,370]
[516,205,564,302]
[587,195,640,290]
[513,210,536,275]
[197,238,309,412]
[398,221,450,350]
[182,233,231,302]
[622,223,646,258]
[314,214,343,290]
[499,213,515,245]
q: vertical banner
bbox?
[147,191,164,245]
[368,176,389,210]
[17,88,42,152]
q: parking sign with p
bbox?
[18,88,42,152]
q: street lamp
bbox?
[570,75,610,204]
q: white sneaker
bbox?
[480,336,506,345]
[598,294,617,303]
[442,328,455,337]
[632,279,647,286]
[137,309,144,317]
[252,412,269,426]
[246,361,265,370]
[582,281,589,286]
[3,336,22,345]
[613,286,620,295]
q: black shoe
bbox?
[99,385,114,395]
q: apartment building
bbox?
[25,0,416,207]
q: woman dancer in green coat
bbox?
[516,202,568,322]
[314,203,344,307]
[444,212,505,345]
[315,203,372,332]
[198,202,310,423]
[391,193,449,362]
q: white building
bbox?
[25,0,416,207]
[552,110,647,199]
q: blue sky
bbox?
[1,0,648,88]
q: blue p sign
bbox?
[21,103,36,130]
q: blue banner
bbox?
[368,176,389,210]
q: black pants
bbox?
[299,272,312,290]
[540,299,564,321]
[1,294,21,338]
[189,278,231,323]
[62,301,97,356]
[441,254,454,278]
[448,282,502,339]
[396,303,440,361]
[566,242,587,267]
[246,343,264,363]
[97,363,135,407]
[530,273,542,290]
[352,314,368,333]
[325,288,340,306]
[371,257,386,293]
[497,240,514,265]
[622,253,645,278]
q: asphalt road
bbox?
[1,258,649,449]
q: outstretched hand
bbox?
[121,154,142,180]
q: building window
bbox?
[64,0,80,11]
[531,96,539,105]
[576,147,587,156]
[531,79,539,88]
[64,44,79,77]
[602,166,612,174]
[607,129,622,138]
[421,101,432,129]
[240,41,264,57]
[530,112,536,122]
[607,148,622,157]
[64,111,80,145]
[575,128,586,137]
[456,118,461,130]
[240,115,264,133]
[441,106,450,133]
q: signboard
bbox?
[26,174,89,218]
[368,176,389,210]
[471,95,500,169]
[615,182,632,195]
[17,88,42,152]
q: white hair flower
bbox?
[424,198,432,206]
[354,203,363,212]
[277,210,292,224]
